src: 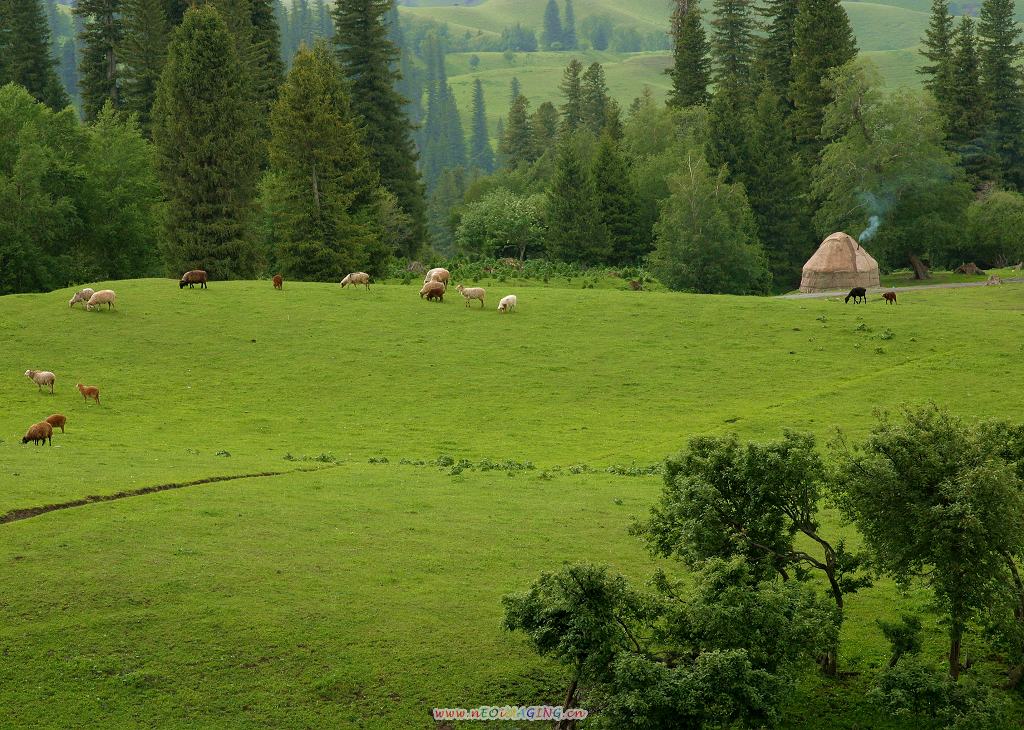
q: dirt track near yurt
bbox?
[778,277,1024,299]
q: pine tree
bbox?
[386,2,421,132]
[593,134,644,263]
[546,135,608,262]
[494,116,506,168]
[266,40,382,280]
[541,0,563,50]
[469,78,495,173]
[581,62,609,136]
[919,0,957,120]
[948,17,993,182]
[76,0,122,120]
[312,0,332,39]
[273,0,289,64]
[510,76,521,101]
[333,0,425,252]
[710,0,756,95]
[743,87,814,288]
[667,0,711,108]
[419,35,465,190]
[292,0,312,52]
[759,0,800,102]
[250,0,285,102]
[443,83,467,170]
[120,0,169,135]
[59,36,79,103]
[153,4,261,278]
[531,101,559,160]
[501,94,534,169]
[978,0,1024,188]
[559,58,584,133]
[0,0,69,110]
[788,0,857,163]
[563,0,577,50]
[426,167,465,252]
[164,0,188,25]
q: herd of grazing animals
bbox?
[20,368,100,445]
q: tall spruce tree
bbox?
[581,62,609,136]
[919,0,957,121]
[386,2,421,131]
[0,0,69,110]
[266,40,382,280]
[546,135,608,262]
[76,0,122,120]
[788,0,857,163]
[469,78,495,173]
[949,17,993,182]
[559,58,584,133]
[531,101,559,160]
[333,0,425,252]
[667,0,711,108]
[273,0,289,63]
[563,0,577,50]
[710,0,756,94]
[120,0,169,135]
[153,4,261,278]
[593,133,644,263]
[510,76,521,102]
[250,0,285,102]
[744,87,814,287]
[978,0,1024,188]
[541,0,563,50]
[759,0,800,102]
[164,0,187,25]
[501,94,534,169]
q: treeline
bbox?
[505,406,1024,726]
[0,0,427,293]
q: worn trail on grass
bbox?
[0,467,336,526]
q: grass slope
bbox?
[3,280,1024,727]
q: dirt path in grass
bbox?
[0,467,335,526]
[778,277,1024,300]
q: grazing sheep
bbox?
[45,414,66,433]
[420,281,445,302]
[273,274,283,290]
[86,289,116,310]
[845,287,867,304]
[883,291,898,304]
[69,288,95,308]
[25,369,55,393]
[180,270,208,289]
[987,275,1003,286]
[77,383,100,405]
[456,284,486,308]
[497,294,517,313]
[22,421,53,446]
[340,272,371,290]
[424,267,450,289]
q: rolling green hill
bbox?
[400,0,951,134]
[3,279,1024,726]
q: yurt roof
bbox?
[803,232,879,273]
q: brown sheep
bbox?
[22,421,53,446]
[273,274,283,290]
[45,414,66,433]
[883,291,897,304]
[420,281,445,302]
[77,383,100,405]
[180,270,208,289]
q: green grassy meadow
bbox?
[3,279,1024,727]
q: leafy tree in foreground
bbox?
[964,189,1024,267]
[264,40,382,280]
[650,152,770,294]
[832,404,1024,679]
[153,4,261,278]
[633,431,870,674]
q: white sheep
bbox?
[69,288,95,308]
[456,284,486,309]
[25,369,56,393]
[497,294,517,313]
[340,272,371,290]
[424,267,450,289]
[86,289,116,311]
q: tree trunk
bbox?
[556,675,579,730]
[949,626,962,680]
[909,254,931,280]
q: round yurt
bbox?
[799,232,880,293]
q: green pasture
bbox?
[3,279,1024,727]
